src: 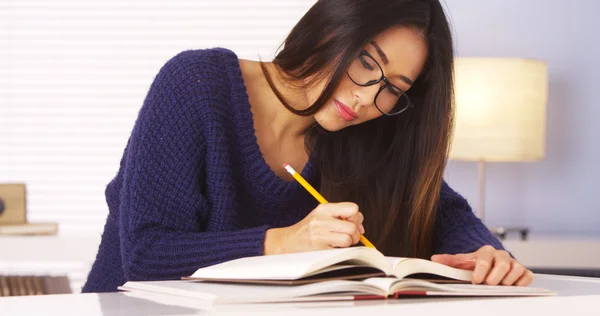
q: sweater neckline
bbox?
[220,48,318,200]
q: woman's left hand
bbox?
[431,245,534,286]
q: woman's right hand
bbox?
[264,202,365,255]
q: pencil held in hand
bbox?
[283,163,376,249]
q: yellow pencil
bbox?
[283,163,376,249]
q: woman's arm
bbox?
[114,51,269,281]
[432,180,533,286]
[433,180,505,254]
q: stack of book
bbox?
[118,247,555,304]
[0,223,58,236]
[0,275,71,296]
[0,183,58,236]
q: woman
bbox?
[82,0,533,293]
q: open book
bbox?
[182,246,475,285]
[118,247,554,304]
[118,277,555,304]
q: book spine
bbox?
[353,295,387,300]
[393,291,427,298]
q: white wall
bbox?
[0,0,313,235]
[443,0,600,236]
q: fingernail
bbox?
[359,224,365,234]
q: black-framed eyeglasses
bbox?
[346,50,414,116]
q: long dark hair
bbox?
[260,0,454,258]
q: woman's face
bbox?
[309,26,428,131]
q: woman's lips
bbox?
[334,100,358,122]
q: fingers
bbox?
[315,202,364,235]
[515,269,534,286]
[347,211,365,234]
[294,202,365,253]
[325,219,361,245]
[318,202,359,220]
[466,246,532,286]
[472,245,495,284]
[324,232,356,248]
[431,253,477,270]
[485,250,512,285]
[430,254,454,265]
[308,216,361,247]
[501,261,526,285]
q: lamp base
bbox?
[489,226,529,241]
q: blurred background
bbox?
[0,0,598,295]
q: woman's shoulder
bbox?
[155,47,241,89]
[167,47,239,69]
[134,47,243,134]
[141,47,246,120]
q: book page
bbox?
[120,279,387,304]
[359,278,556,296]
[385,257,411,267]
[189,247,390,280]
[389,279,556,296]
[389,258,473,281]
[362,277,401,295]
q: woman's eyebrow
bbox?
[369,41,414,86]
[369,40,390,65]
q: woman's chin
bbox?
[313,108,357,132]
[315,118,352,132]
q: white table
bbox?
[1,235,600,294]
[1,274,600,316]
[2,236,598,272]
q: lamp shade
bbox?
[449,58,548,162]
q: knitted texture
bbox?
[81,47,504,293]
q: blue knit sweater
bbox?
[81,47,504,293]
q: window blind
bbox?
[0,0,316,235]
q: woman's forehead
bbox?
[367,27,428,84]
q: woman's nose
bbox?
[352,83,381,108]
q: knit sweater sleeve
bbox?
[115,51,269,281]
[433,180,505,255]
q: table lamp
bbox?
[450,57,548,239]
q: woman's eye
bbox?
[387,86,400,96]
[359,57,374,71]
